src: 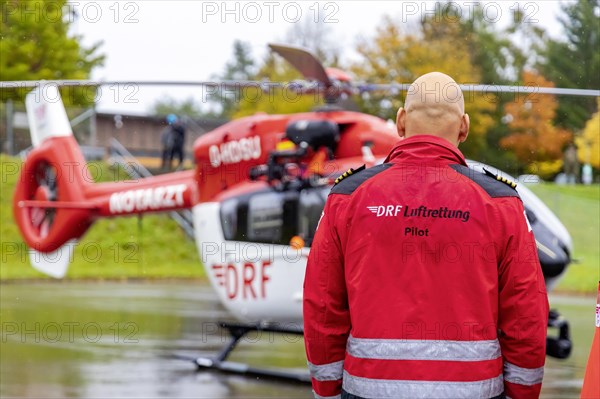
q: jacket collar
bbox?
[384,135,467,166]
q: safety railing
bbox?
[108,137,195,240]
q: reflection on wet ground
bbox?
[0,282,594,398]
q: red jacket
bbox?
[303,135,549,399]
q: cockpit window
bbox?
[220,186,330,246]
[247,192,284,242]
[220,198,238,240]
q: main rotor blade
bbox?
[268,43,332,88]
[358,83,600,97]
[2,80,597,97]
[0,80,281,90]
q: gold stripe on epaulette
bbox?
[333,165,367,186]
[334,168,355,185]
[489,170,517,190]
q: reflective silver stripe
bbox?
[343,371,504,399]
[347,335,501,361]
[504,361,544,385]
[308,360,344,381]
[313,391,341,399]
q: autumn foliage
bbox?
[500,71,572,168]
[576,98,600,168]
[352,17,496,158]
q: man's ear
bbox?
[396,108,406,138]
[458,113,470,143]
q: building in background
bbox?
[0,105,227,164]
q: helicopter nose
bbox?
[533,219,571,282]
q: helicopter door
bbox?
[247,191,297,243]
[220,186,330,247]
[298,186,329,246]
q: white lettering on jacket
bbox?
[109,184,187,214]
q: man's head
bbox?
[396,72,469,146]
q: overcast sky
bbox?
[69,1,571,115]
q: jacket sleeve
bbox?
[303,195,350,399]
[496,197,549,399]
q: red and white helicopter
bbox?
[6,44,598,380]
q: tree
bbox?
[284,9,341,67]
[451,5,518,169]
[232,52,322,118]
[352,16,496,158]
[500,71,572,176]
[454,2,548,85]
[576,98,600,168]
[456,6,513,85]
[351,17,410,119]
[505,5,549,80]
[211,40,256,118]
[541,0,600,130]
[212,39,319,119]
[439,2,553,169]
[0,0,104,104]
[222,40,256,81]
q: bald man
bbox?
[304,72,548,399]
[397,72,469,144]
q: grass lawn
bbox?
[1,155,204,281]
[528,183,600,294]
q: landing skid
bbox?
[547,309,572,359]
[189,322,311,383]
[179,312,571,383]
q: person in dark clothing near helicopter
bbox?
[161,114,186,171]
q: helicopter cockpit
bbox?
[220,119,342,247]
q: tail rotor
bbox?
[13,85,94,278]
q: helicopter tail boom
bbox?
[13,86,198,277]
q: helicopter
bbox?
[6,43,598,381]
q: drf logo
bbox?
[211,261,272,300]
[367,205,403,217]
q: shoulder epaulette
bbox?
[449,164,520,198]
[331,163,393,195]
[334,165,366,185]
[483,168,518,190]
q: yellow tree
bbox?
[233,54,322,118]
[576,98,600,168]
[352,16,496,157]
[500,71,572,176]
